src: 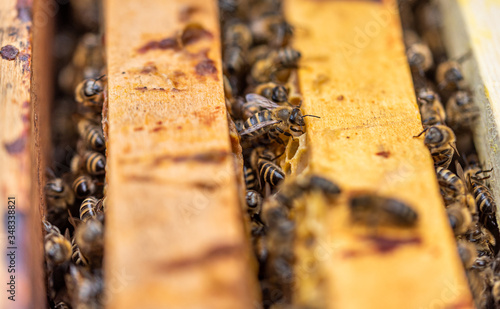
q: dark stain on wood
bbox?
[18,53,30,73]
[375,151,390,158]
[1,45,19,60]
[180,24,213,46]
[362,235,421,253]
[195,58,218,79]
[193,181,219,192]
[137,37,180,54]
[135,86,148,91]
[155,243,242,272]
[133,127,144,131]
[16,0,32,22]
[140,63,158,74]
[124,174,155,182]
[152,150,230,166]
[171,88,182,92]
[336,95,344,101]
[4,135,27,154]
[151,127,165,132]
[178,6,200,22]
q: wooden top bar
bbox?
[284,0,473,308]
[104,0,258,308]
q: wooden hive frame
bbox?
[2,0,500,307]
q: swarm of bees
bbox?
[43,3,106,306]
[403,1,498,307]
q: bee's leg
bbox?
[290,127,304,135]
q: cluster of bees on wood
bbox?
[43,1,106,309]
[401,0,499,307]
[220,0,429,307]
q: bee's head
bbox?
[424,126,444,145]
[289,107,305,126]
[45,178,64,195]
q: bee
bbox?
[349,194,419,228]
[75,217,104,268]
[45,177,75,212]
[406,42,434,75]
[240,94,319,144]
[466,268,489,309]
[251,57,275,84]
[250,146,285,187]
[80,151,106,176]
[65,264,104,309]
[250,14,293,47]
[246,190,263,218]
[414,125,457,169]
[436,167,465,205]
[54,301,71,309]
[71,237,88,267]
[224,45,247,75]
[461,159,496,224]
[417,87,440,105]
[80,196,99,222]
[418,97,446,127]
[43,220,72,266]
[465,222,496,257]
[75,76,105,108]
[446,90,479,130]
[276,174,341,208]
[457,240,476,269]
[446,203,472,235]
[254,82,289,103]
[493,279,500,308]
[244,166,259,191]
[224,22,253,50]
[72,175,97,199]
[274,47,301,69]
[435,59,466,92]
[77,118,105,152]
[230,96,263,120]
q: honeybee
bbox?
[54,301,71,309]
[251,57,275,83]
[224,22,253,50]
[417,87,440,105]
[435,60,465,92]
[465,222,496,257]
[224,45,247,75]
[230,96,263,120]
[240,94,319,144]
[418,97,446,127]
[462,158,496,224]
[72,175,97,199]
[246,190,263,218]
[244,166,259,191]
[80,196,99,222]
[43,220,72,266]
[75,217,104,268]
[250,146,285,187]
[78,151,106,176]
[466,268,490,309]
[414,125,457,169]
[45,178,75,212]
[457,240,476,269]
[77,118,105,152]
[65,264,104,309]
[407,42,434,75]
[436,167,465,205]
[254,82,289,103]
[71,237,88,267]
[75,76,105,107]
[276,174,341,208]
[446,203,472,235]
[446,90,479,130]
[274,47,301,69]
[250,14,293,47]
[349,194,419,228]
[493,279,500,307]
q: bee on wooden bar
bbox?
[436,167,465,205]
[414,125,457,169]
[250,146,285,187]
[77,118,105,152]
[75,76,106,108]
[82,151,106,176]
[254,82,289,103]
[276,174,341,208]
[246,189,263,218]
[240,94,319,144]
[46,177,75,212]
[446,203,472,235]
[71,237,88,267]
[446,90,479,131]
[80,196,99,222]
[349,194,419,228]
[43,220,72,266]
[407,42,434,75]
[72,175,97,199]
[244,166,259,191]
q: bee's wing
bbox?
[240,120,281,136]
[455,161,471,191]
[245,93,281,110]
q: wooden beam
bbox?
[437,0,500,224]
[0,0,49,307]
[103,0,259,308]
[283,0,473,308]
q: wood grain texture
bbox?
[0,0,47,307]
[283,0,474,308]
[437,0,500,226]
[103,0,259,308]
